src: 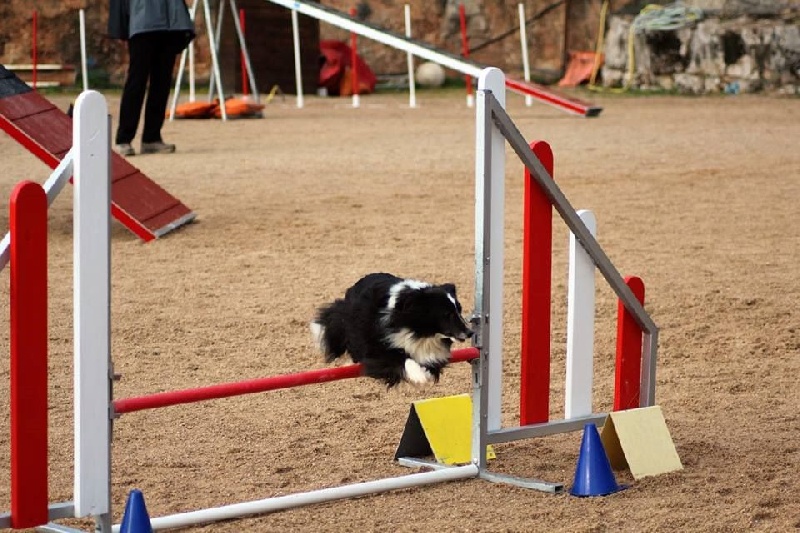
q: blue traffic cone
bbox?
[119,489,153,533]
[570,423,623,497]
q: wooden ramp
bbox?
[0,64,195,242]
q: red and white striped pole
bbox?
[31,10,38,90]
[9,181,49,528]
[239,8,248,96]
[458,4,473,107]
[350,7,360,108]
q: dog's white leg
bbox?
[309,321,327,353]
[404,359,434,385]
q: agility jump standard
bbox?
[1,71,656,532]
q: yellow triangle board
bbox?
[600,405,683,480]
[394,394,495,465]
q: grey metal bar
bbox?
[0,502,75,529]
[471,87,494,471]
[487,413,608,445]
[480,471,564,494]
[396,457,454,471]
[36,524,86,533]
[487,94,658,336]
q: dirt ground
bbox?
[0,88,798,532]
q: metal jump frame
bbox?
[1,69,657,532]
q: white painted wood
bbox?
[475,68,506,431]
[73,91,111,519]
[111,465,478,532]
[0,151,73,271]
[565,209,597,419]
[518,4,533,107]
[265,0,483,78]
[291,7,304,108]
[404,5,417,108]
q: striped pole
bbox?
[520,141,554,425]
[350,7,360,108]
[9,181,49,528]
[458,3,473,107]
[115,348,479,415]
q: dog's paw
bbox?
[309,321,327,353]
[403,359,435,385]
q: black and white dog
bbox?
[311,273,473,387]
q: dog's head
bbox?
[391,283,473,343]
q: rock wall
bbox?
[601,9,799,94]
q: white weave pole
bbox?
[79,9,89,91]
[565,209,597,419]
[404,4,417,108]
[518,3,533,107]
[72,90,112,532]
[291,7,304,108]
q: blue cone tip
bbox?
[570,423,623,497]
[119,489,153,533]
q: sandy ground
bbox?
[0,89,798,532]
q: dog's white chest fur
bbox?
[385,328,451,366]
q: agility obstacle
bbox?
[0,64,195,243]
[1,70,656,532]
[266,0,602,117]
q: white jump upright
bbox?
[565,209,597,419]
[72,90,112,530]
[291,6,304,108]
[404,4,417,108]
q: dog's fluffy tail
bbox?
[311,299,348,362]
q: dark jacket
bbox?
[108,0,196,53]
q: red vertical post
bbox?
[32,10,38,91]
[239,9,248,96]
[520,141,554,425]
[458,4,472,101]
[9,181,49,528]
[614,276,645,411]
[349,8,359,98]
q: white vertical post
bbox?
[189,38,196,102]
[565,209,597,419]
[73,91,111,523]
[475,68,506,431]
[518,3,533,107]
[79,9,89,91]
[291,7,304,108]
[205,0,227,119]
[404,5,417,108]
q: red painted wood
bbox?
[9,181,49,528]
[504,78,601,117]
[520,141,554,425]
[0,77,195,241]
[614,276,646,411]
[114,348,479,414]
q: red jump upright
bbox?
[9,181,49,529]
[0,64,195,241]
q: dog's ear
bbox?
[440,283,457,298]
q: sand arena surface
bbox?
[0,90,798,532]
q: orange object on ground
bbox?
[558,51,604,87]
[212,98,265,119]
[169,101,216,119]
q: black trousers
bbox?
[116,32,178,145]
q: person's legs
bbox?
[116,34,154,146]
[141,33,178,145]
